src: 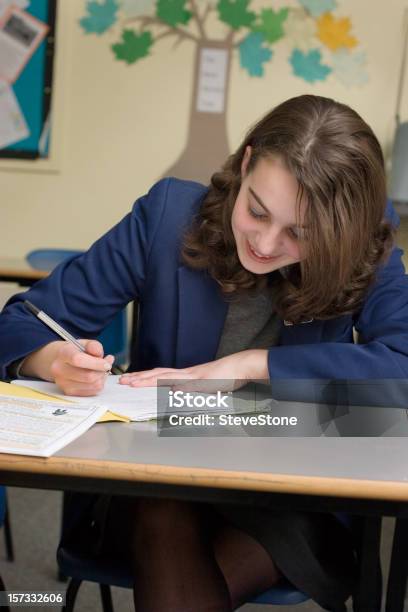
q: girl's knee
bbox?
[133,498,201,540]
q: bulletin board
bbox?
[0,0,57,159]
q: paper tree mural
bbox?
[80,0,368,183]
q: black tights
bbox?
[104,497,281,612]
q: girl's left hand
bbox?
[119,349,269,392]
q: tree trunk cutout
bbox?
[163,39,232,184]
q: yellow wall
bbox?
[1,0,408,256]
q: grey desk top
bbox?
[0,402,407,501]
[46,402,408,501]
[56,419,408,481]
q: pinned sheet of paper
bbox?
[0,0,29,19]
[0,5,48,83]
[196,48,228,114]
[0,79,29,148]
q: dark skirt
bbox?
[61,493,357,611]
[212,502,356,611]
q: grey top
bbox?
[216,289,280,359]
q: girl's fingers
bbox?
[54,368,107,396]
[59,363,108,384]
[81,339,104,358]
[61,345,111,372]
[120,368,191,384]
[127,372,195,387]
[121,367,181,377]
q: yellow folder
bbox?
[0,381,130,423]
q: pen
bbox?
[24,300,122,376]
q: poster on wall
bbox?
[0,0,56,159]
[79,0,368,183]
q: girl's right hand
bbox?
[50,339,114,396]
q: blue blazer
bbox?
[1,178,408,405]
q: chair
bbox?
[57,509,385,612]
[26,249,128,366]
[3,491,14,562]
[385,518,408,611]
[57,545,309,612]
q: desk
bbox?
[0,419,407,610]
[0,257,47,285]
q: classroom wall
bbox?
[1,0,408,257]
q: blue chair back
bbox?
[26,249,128,366]
[251,581,309,605]
[26,250,81,270]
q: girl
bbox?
[1,95,407,611]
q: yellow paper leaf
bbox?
[317,13,357,51]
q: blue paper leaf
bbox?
[298,0,336,18]
[239,32,273,77]
[290,48,332,82]
[331,49,368,87]
[80,0,119,35]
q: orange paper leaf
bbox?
[317,13,357,51]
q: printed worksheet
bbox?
[0,0,29,18]
[0,79,28,147]
[0,6,48,82]
[13,377,275,421]
[0,394,106,456]
[13,378,164,421]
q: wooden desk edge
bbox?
[1,454,407,502]
[0,268,48,280]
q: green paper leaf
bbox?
[217,0,256,31]
[252,8,289,44]
[156,0,192,27]
[111,29,153,64]
[80,0,119,35]
[239,32,272,77]
[120,0,155,18]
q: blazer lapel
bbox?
[175,266,228,368]
[278,318,324,346]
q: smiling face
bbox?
[231,147,307,275]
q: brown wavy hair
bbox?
[181,95,395,323]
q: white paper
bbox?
[0,6,48,83]
[0,1,29,18]
[13,377,275,422]
[0,79,28,147]
[13,377,167,421]
[196,48,228,114]
[0,394,106,457]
